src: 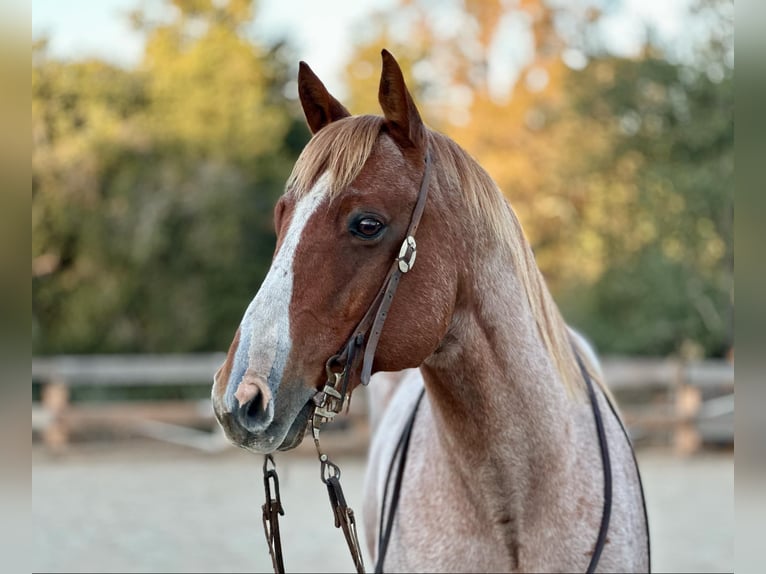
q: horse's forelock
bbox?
[286,115,385,201]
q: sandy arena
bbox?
[33,443,733,573]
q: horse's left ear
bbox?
[298,61,351,134]
[378,49,425,151]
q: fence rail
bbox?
[32,353,227,385]
[32,354,733,455]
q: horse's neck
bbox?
[420,245,581,547]
[424,238,577,437]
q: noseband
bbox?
[261,148,434,574]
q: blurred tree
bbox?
[343,0,732,357]
[32,0,306,354]
[32,0,732,359]
[559,55,733,356]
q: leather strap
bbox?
[310,148,433,429]
[360,151,433,385]
[574,350,613,574]
[601,371,652,572]
[575,346,650,572]
[261,455,286,574]
[375,388,425,573]
[373,351,649,574]
[325,473,366,573]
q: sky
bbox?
[32,0,692,98]
[32,0,395,95]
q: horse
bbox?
[211,50,649,573]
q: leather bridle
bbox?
[261,148,434,574]
[258,146,650,574]
[314,145,434,411]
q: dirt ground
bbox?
[32,443,733,573]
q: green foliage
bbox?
[32,1,304,354]
[560,57,733,356]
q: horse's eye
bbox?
[351,217,385,239]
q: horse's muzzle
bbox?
[213,395,312,454]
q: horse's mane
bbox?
[286,115,603,399]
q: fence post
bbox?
[673,362,702,455]
[42,377,69,453]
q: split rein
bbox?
[260,149,434,574]
[261,347,371,574]
[260,421,366,574]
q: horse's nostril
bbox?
[235,392,272,432]
[233,370,273,432]
[246,393,263,419]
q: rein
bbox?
[260,148,434,574]
[373,347,649,574]
[373,347,650,573]
[576,349,613,574]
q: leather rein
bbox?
[259,147,649,573]
[373,349,651,574]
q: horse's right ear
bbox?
[298,62,351,134]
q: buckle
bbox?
[397,236,417,273]
[312,372,345,428]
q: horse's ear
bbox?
[378,49,425,150]
[298,61,351,134]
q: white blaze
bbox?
[224,174,328,410]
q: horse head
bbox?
[212,51,459,453]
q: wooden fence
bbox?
[32,354,733,455]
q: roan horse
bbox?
[212,50,649,573]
